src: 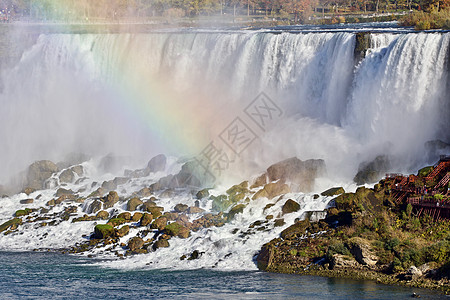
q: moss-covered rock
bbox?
[144,206,164,218]
[281,199,300,215]
[321,187,345,197]
[93,224,114,239]
[165,221,189,238]
[15,208,32,217]
[107,218,126,227]
[0,218,22,232]
[196,188,210,199]
[211,195,232,212]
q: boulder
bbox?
[252,182,290,200]
[116,225,130,238]
[353,155,390,185]
[228,204,246,220]
[128,237,144,251]
[86,199,103,214]
[405,266,423,280]
[153,239,170,250]
[266,157,326,192]
[145,154,167,174]
[163,212,178,221]
[59,169,75,183]
[95,210,109,220]
[280,219,310,240]
[187,206,205,214]
[117,212,131,221]
[19,199,34,204]
[107,218,126,227]
[140,213,153,226]
[174,203,189,213]
[0,218,22,232]
[102,191,119,209]
[26,160,58,190]
[127,198,143,211]
[250,174,267,189]
[321,187,345,197]
[331,254,359,269]
[93,224,114,239]
[165,222,190,238]
[347,237,378,266]
[15,208,32,217]
[151,216,168,230]
[281,199,300,215]
[196,188,210,199]
[145,206,164,218]
[131,212,143,222]
[56,188,74,197]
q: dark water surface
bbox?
[0,251,447,299]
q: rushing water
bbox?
[0,251,447,299]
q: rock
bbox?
[107,218,126,227]
[274,218,285,227]
[228,204,246,220]
[145,154,167,174]
[0,218,22,232]
[187,206,204,214]
[127,198,143,211]
[280,219,310,240]
[59,169,75,183]
[165,222,190,238]
[250,173,267,189]
[321,187,345,197]
[116,225,130,237]
[117,212,131,221]
[256,243,275,271]
[163,212,178,221]
[137,187,152,198]
[196,188,210,199]
[253,182,290,200]
[331,254,359,269]
[101,180,117,192]
[407,266,423,280]
[226,181,249,203]
[95,210,109,220]
[23,187,35,195]
[128,237,144,251]
[102,191,119,209]
[174,203,189,213]
[71,165,84,177]
[347,237,378,266]
[281,199,300,215]
[211,195,233,212]
[56,188,74,197]
[19,199,34,204]
[93,224,114,239]
[140,213,153,226]
[151,217,168,230]
[131,212,143,222]
[145,206,164,218]
[266,157,326,192]
[26,160,58,190]
[86,199,102,214]
[15,208,32,217]
[353,155,390,185]
[153,239,170,250]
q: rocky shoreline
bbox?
[256,163,450,295]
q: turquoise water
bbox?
[0,251,447,299]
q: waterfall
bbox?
[0,30,448,184]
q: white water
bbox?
[0,28,449,270]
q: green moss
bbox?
[0,218,22,232]
[14,208,32,217]
[165,222,183,236]
[321,187,345,197]
[107,218,126,227]
[94,224,114,239]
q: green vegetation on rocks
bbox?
[0,218,22,233]
[15,208,32,217]
[94,224,114,239]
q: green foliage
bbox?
[327,240,351,256]
[426,240,450,263]
[434,194,444,201]
[400,8,450,30]
[406,204,413,218]
[384,237,400,251]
